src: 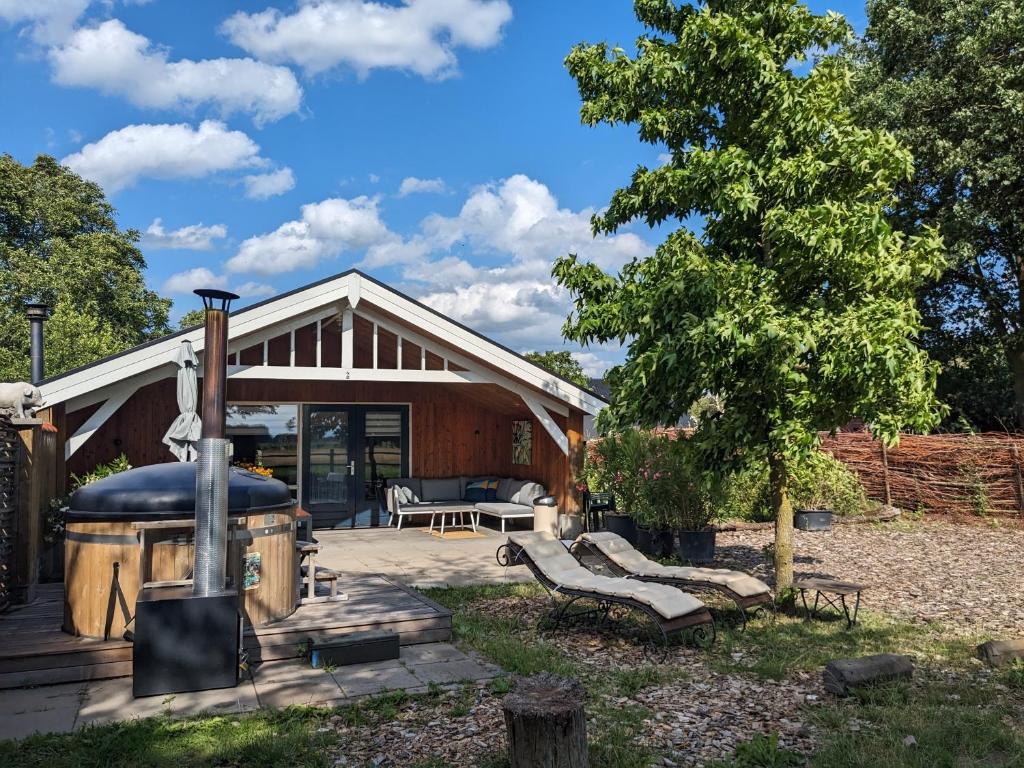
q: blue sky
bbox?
[1,0,866,376]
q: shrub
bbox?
[46,454,133,544]
[718,451,868,522]
[588,428,655,521]
[647,435,720,531]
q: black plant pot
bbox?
[654,529,675,558]
[604,514,637,546]
[794,509,833,531]
[678,529,716,565]
[635,527,655,555]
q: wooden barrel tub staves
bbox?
[63,463,298,640]
[63,510,298,639]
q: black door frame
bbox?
[301,404,410,528]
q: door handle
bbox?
[348,460,356,476]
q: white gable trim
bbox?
[41,271,608,415]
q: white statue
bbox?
[0,382,43,418]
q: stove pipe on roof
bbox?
[191,289,238,597]
[26,302,49,385]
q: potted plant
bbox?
[651,436,719,564]
[590,429,653,546]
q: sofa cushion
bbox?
[463,479,491,503]
[420,477,461,502]
[512,481,545,506]
[502,479,529,503]
[388,477,421,504]
[496,477,514,502]
[475,501,534,518]
[460,475,493,499]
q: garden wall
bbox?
[822,431,1024,517]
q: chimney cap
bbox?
[193,289,240,312]
[25,302,49,320]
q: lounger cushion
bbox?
[420,477,461,502]
[508,531,704,620]
[476,502,534,518]
[580,531,770,598]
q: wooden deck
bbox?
[0,575,451,690]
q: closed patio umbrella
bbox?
[162,340,201,461]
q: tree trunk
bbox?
[1011,345,1024,429]
[769,453,794,590]
[503,673,589,768]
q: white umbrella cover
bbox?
[162,340,202,461]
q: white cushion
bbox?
[579,531,769,598]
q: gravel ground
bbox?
[715,517,1024,637]
[324,518,1022,767]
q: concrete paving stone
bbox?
[252,662,345,708]
[0,704,79,740]
[77,677,260,727]
[399,643,470,665]
[332,662,422,697]
[408,658,497,686]
[0,682,86,716]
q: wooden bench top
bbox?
[794,578,868,595]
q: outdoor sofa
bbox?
[385,476,555,533]
[498,530,716,648]
[570,531,774,628]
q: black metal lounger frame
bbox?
[496,540,716,651]
[568,539,775,630]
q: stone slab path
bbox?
[0,643,500,741]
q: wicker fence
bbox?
[822,431,1024,517]
[0,417,18,611]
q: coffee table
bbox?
[793,577,868,629]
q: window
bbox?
[226,404,299,497]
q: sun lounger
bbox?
[497,530,715,648]
[570,531,774,629]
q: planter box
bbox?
[794,509,833,531]
[678,529,716,564]
[604,514,637,545]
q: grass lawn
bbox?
[2,582,1022,768]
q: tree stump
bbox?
[502,673,589,768]
[977,639,1024,667]
[823,653,913,696]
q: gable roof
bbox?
[40,269,608,415]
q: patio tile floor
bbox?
[0,643,500,741]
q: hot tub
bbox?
[64,463,297,639]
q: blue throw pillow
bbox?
[464,480,489,503]
[485,479,500,502]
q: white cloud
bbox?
[222,0,512,79]
[162,267,227,294]
[244,167,295,200]
[50,20,302,124]
[143,218,227,251]
[397,176,446,197]
[62,120,266,193]
[233,281,276,298]
[0,0,89,43]
[226,195,396,275]
[657,152,672,165]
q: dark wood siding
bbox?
[65,379,583,514]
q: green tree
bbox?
[523,350,591,388]
[849,0,1024,429]
[0,155,171,381]
[555,0,944,588]
[178,308,207,330]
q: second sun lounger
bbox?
[497,530,716,649]
[571,531,774,629]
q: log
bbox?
[503,673,589,768]
[823,653,914,696]
[976,639,1024,668]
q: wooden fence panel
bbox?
[0,417,17,611]
[822,431,1024,517]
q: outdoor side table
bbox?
[793,578,868,629]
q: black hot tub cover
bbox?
[68,462,294,522]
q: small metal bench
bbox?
[794,577,868,629]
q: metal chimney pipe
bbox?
[192,289,239,597]
[25,302,49,385]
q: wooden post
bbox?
[880,442,892,508]
[1012,444,1024,515]
[503,673,589,768]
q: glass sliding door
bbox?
[302,404,409,529]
